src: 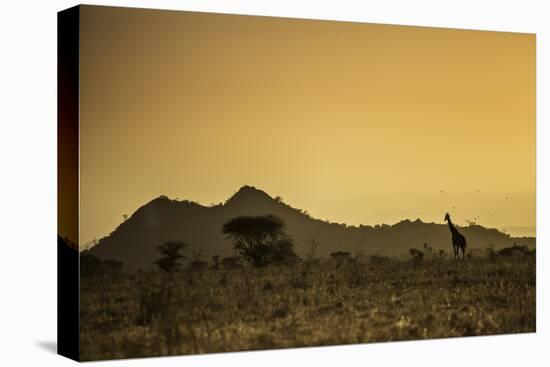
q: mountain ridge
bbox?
[86,185,536,271]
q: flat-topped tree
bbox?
[222,214,298,267]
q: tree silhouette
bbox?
[154,241,187,276]
[222,215,298,267]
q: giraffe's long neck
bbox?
[447,219,459,235]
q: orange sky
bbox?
[78,6,535,245]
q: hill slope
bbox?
[86,185,535,271]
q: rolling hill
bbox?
[86,185,535,271]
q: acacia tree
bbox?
[222,215,298,267]
[154,241,187,277]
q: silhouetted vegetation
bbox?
[409,248,424,261]
[81,253,123,277]
[222,215,299,267]
[498,243,533,257]
[154,241,186,277]
[221,256,242,269]
[329,251,352,268]
[368,254,391,265]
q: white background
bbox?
[0,0,547,365]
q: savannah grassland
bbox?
[80,254,535,361]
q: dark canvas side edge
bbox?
[57,5,80,362]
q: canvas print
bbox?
[58,5,536,361]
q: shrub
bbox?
[221,256,242,269]
[80,253,123,277]
[499,243,531,257]
[369,254,391,265]
[189,260,208,271]
[409,248,424,261]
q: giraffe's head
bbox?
[444,212,450,222]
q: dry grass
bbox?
[80,255,535,361]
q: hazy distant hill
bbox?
[86,185,535,271]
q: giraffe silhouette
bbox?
[444,212,467,260]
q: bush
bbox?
[189,260,208,271]
[409,248,424,261]
[499,243,531,257]
[369,254,391,265]
[221,256,242,269]
[81,253,123,277]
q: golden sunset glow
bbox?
[79,6,535,245]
